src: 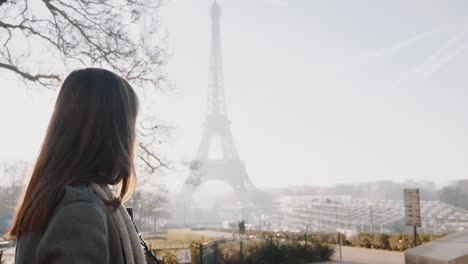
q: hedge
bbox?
[348,232,447,251]
[155,236,335,264]
[216,237,334,264]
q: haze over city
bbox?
[1,0,468,191]
[3,1,468,263]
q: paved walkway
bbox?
[325,246,404,264]
[1,247,15,264]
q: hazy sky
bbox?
[1,0,468,191]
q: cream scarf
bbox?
[91,183,146,264]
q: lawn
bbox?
[144,228,216,250]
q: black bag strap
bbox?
[126,208,161,264]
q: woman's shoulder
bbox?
[53,185,107,216]
[16,185,112,264]
[32,185,113,264]
[45,184,111,231]
[61,185,98,203]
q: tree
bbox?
[0,160,31,221]
[0,160,30,186]
[439,180,468,210]
[0,0,165,88]
[127,171,171,232]
[0,0,169,173]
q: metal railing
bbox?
[196,232,338,264]
[199,240,219,264]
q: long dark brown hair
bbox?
[7,68,139,239]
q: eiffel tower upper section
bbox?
[207,1,227,118]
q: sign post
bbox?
[404,189,421,247]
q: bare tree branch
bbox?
[0,62,61,87]
[0,0,169,173]
[0,0,167,88]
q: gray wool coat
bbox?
[15,185,126,264]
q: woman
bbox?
[7,68,147,264]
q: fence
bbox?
[199,240,218,264]
[151,245,193,264]
[146,231,338,264]
[195,232,337,264]
[198,238,250,264]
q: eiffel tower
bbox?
[178,1,258,211]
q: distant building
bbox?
[272,195,468,233]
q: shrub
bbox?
[349,232,448,252]
[349,232,373,248]
[190,235,334,264]
[371,233,390,249]
[388,233,411,251]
